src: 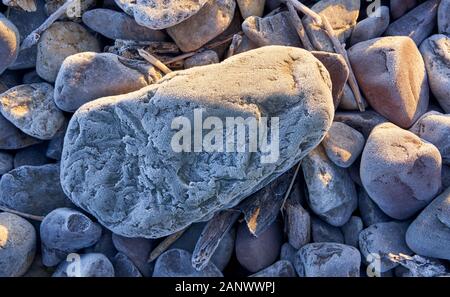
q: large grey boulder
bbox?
[60,46,335,238]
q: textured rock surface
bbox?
[14,143,50,168]
[53,253,115,277]
[341,216,363,248]
[36,22,101,83]
[112,252,142,277]
[406,186,450,260]
[54,52,161,112]
[0,113,41,150]
[0,212,36,277]
[284,195,310,249]
[0,83,65,140]
[360,123,442,220]
[250,260,296,277]
[350,6,390,46]
[237,0,265,19]
[438,0,450,34]
[390,0,417,19]
[358,188,391,227]
[0,14,20,75]
[184,50,219,69]
[420,34,450,113]
[112,233,154,277]
[348,36,429,128]
[60,46,334,238]
[334,111,387,138]
[311,216,344,243]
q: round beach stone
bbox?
[52,253,115,277]
[341,216,363,248]
[438,0,450,34]
[0,113,41,150]
[348,36,429,128]
[60,46,334,238]
[311,216,344,244]
[350,6,390,46]
[36,21,101,83]
[237,0,265,19]
[112,252,142,277]
[250,260,296,277]
[358,187,391,227]
[0,14,20,75]
[0,212,36,277]
[334,110,387,138]
[360,123,442,220]
[0,83,65,140]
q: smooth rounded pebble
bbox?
[341,216,363,248]
[406,186,450,260]
[153,249,223,277]
[0,212,36,277]
[334,110,387,138]
[0,152,13,175]
[322,122,365,168]
[348,36,429,128]
[294,243,361,277]
[0,83,65,140]
[358,188,391,227]
[40,208,102,267]
[438,0,450,34]
[350,6,390,46]
[280,242,297,264]
[302,145,357,227]
[284,194,311,249]
[359,221,412,272]
[60,46,334,238]
[0,14,20,75]
[112,252,142,277]
[0,113,41,150]
[36,21,101,83]
[360,123,442,220]
[52,253,114,277]
[0,164,74,216]
[250,260,296,277]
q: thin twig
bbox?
[281,162,302,213]
[20,0,77,50]
[147,228,187,262]
[288,0,322,25]
[138,49,172,74]
[286,1,314,51]
[226,34,243,58]
[0,205,44,221]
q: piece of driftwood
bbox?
[388,253,447,277]
[192,210,241,271]
[226,34,243,58]
[286,1,314,51]
[20,0,77,50]
[138,49,173,74]
[0,205,44,221]
[147,228,187,263]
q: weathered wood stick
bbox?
[226,34,243,58]
[281,161,302,213]
[286,1,314,51]
[147,228,187,263]
[287,0,323,25]
[138,49,173,74]
[0,205,44,221]
[192,210,241,271]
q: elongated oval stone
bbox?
[60,46,334,238]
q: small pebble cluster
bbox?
[0,0,449,277]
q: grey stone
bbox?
[250,260,296,277]
[14,143,50,168]
[82,9,168,42]
[302,145,357,227]
[284,193,310,249]
[60,46,335,238]
[0,113,41,150]
[40,208,102,267]
[52,253,114,277]
[54,52,162,112]
[322,122,365,168]
[386,0,440,45]
[237,0,265,19]
[390,0,417,19]
[338,84,369,111]
[153,249,223,277]
[0,164,73,216]
[46,121,67,161]
[45,0,96,20]
[22,70,45,84]
[37,21,101,83]
[410,111,450,165]
[359,221,412,272]
[438,0,450,34]
[235,35,259,55]
[242,12,301,47]
[0,152,13,175]
[0,83,65,140]
[184,50,219,69]
[280,242,297,264]
[84,229,117,261]
[112,252,142,277]
[334,110,387,138]
[360,123,442,220]
[294,243,361,277]
[420,34,450,113]
[406,186,450,260]
[23,255,52,277]
[311,216,344,243]
[350,6,390,45]
[167,0,236,52]
[0,14,20,75]
[341,216,363,248]
[358,187,391,227]
[0,212,36,277]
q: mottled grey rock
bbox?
[358,187,391,227]
[82,9,168,42]
[237,0,265,19]
[236,220,282,273]
[14,143,50,168]
[0,14,20,75]
[46,121,67,161]
[37,22,101,83]
[348,36,429,128]
[303,0,360,52]
[406,186,450,260]
[322,122,365,168]
[112,233,154,277]
[184,50,219,69]
[284,193,310,249]
[250,260,296,277]
[386,0,440,45]
[360,123,442,220]
[45,0,96,20]
[54,52,162,112]
[0,113,41,150]
[60,46,335,238]
[341,216,363,248]
[0,152,13,175]
[294,243,361,277]
[311,216,344,243]
[22,70,45,84]
[420,34,450,113]
[84,229,117,260]
[0,164,73,216]
[0,212,36,277]
[334,110,387,138]
[359,221,412,272]
[302,145,357,227]
[166,0,236,52]
[242,12,301,47]
[0,83,65,140]
[40,208,102,267]
[112,252,142,277]
[52,253,115,277]
[410,111,450,165]
[280,242,297,264]
[390,0,417,19]
[153,249,223,277]
[350,6,390,45]
[438,0,450,34]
